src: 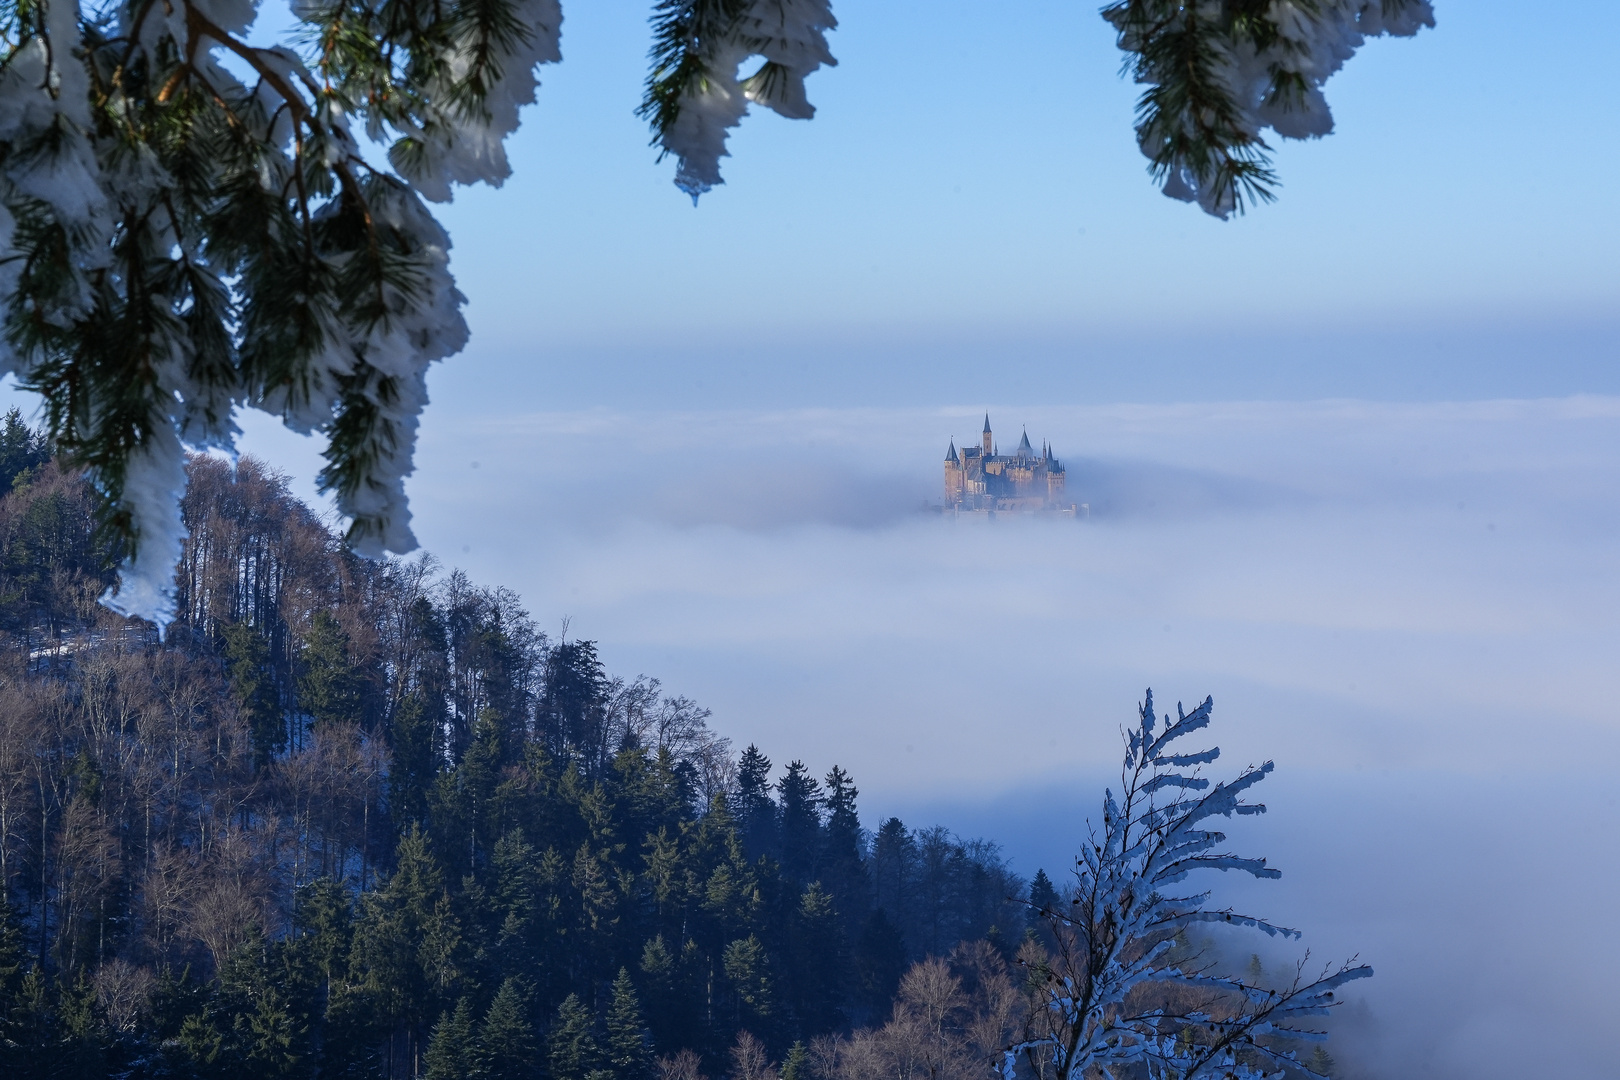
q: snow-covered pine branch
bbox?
[1005,690,1371,1080]
[0,0,561,626]
[639,0,836,201]
[1105,0,1435,217]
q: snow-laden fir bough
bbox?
[0,1,1428,627]
[1006,691,1370,1080]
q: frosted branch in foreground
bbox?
[1004,690,1371,1080]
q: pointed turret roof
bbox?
[945,440,959,463]
[1017,428,1033,456]
[983,414,992,434]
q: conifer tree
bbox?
[853,909,906,1021]
[424,998,477,1080]
[549,992,603,1080]
[776,762,823,883]
[293,877,353,996]
[821,767,861,863]
[781,1040,810,1080]
[0,409,48,496]
[476,977,539,1080]
[224,621,284,769]
[298,612,366,731]
[722,935,775,1037]
[789,883,844,1036]
[388,693,439,826]
[734,745,777,860]
[605,967,652,1080]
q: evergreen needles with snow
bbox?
[639,0,837,201]
[0,0,564,625]
[1005,690,1370,1080]
[1105,1,1435,217]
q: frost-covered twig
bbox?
[1005,690,1371,1080]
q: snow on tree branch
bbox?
[1005,690,1372,1080]
[1105,1,1436,217]
[639,0,836,202]
[0,0,560,627]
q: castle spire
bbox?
[982,414,993,456]
[945,439,959,463]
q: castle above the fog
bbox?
[943,415,1074,512]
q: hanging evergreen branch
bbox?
[1104,1,1435,217]
[639,0,836,201]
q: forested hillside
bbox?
[0,422,1037,1079]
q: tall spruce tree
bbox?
[776,762,823,883]
[0,409,48,496]
[476,977,539,1080]
[224,621,284,769]
[298,612,366,731]
[548,993,602,1080]
[734,746,777,861]
[424,999,477,1080]
[605,968,652,1080]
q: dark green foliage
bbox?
[788,883,845,1036]
[225,621,285,769]
[854,909,906,1022]
[539,639,611,772]
[734,744,777,860]
[549,992,603,1080]
[390,693,438,825]
[605,968,652,1080]
[298,611,366,731]
[638,0,752,147]
[1028,869,1057,914]
[777,762,822,883]
[477,977,539,1080]
[0,409,49,496]
[424,997,477,1080]
[782,1040,810,1080]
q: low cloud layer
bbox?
[232,394,1620,1078]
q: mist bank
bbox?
[891,765,1620,1080]
[225,393,1620,1078]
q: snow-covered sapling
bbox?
[1006,690,1369,1080]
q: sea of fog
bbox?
[236,395,1619,1078]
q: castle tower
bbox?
[982,414,993,455]
[944,440,962,503]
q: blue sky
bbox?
[414,0,1618,411]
